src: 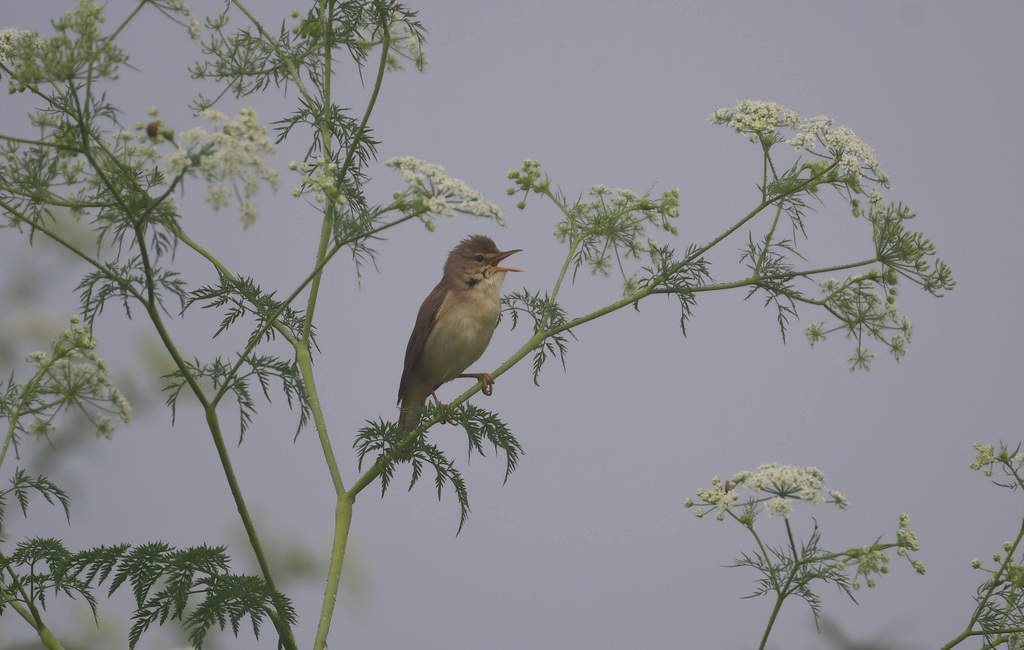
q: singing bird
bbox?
[398,235,522,431]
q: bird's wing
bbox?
[398,280,448,404]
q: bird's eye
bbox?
[474,255,486,263]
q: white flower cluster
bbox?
[384,16,428,71]
[896,513,920,554]
[795,119,890,187]
[969,442,1024,478]
[386,156,504,223]
[731,463,829,503]
[687,463,850,521]
[21,316,132,440]
[847,514,925,583]
[166,107,279,226]
[709,100,800,143]
[711,100,891,187]
[687,475,739,521]
[0,28,44,62]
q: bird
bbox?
[397,234,522,434]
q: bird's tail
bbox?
[398,399,422,432]
[397,384,430,459]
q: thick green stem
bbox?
[313,494,354,650]
[1,567,65,650]
[296,345,345,496]
[304,11,395,649]
[759,593,786,650]
[141,294,297,650]
[741,517,790,650]
[35,626,64,650]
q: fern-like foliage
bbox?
[503,289,575,385]
[0,468,71,531]
[639,244,713,335]
[77,257,188,323]
[730,528,856,624]
[186,272,313,348]
[0,537,296,649]
[740,232,802,342]
[162,353,311,441]
[355,403,522,532]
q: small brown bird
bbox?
[398,235,522,431]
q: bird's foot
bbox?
[430,393,460,426]
[458,372,495,396]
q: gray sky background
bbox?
[2,1,1023,649]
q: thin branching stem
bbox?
[753,203,785,276]
[942,519,1024,650]
[542,187,580,302]
[0,565,64,650]
[171,205,421,409]
[311,8,395,650]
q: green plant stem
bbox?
[1,567,65,650]
[142,295,298,650]
[5,78,306,650]
[541,187,580,302]
[760,593,786,650]
[198,405,298,650]
[0,419,16,473]
[229,0,318,107]
[752,203,785,275]
[307,17,391,646]
[303,11,391,344]
[299,0,337,345]
[170,204,421,408]
[347,240,878,498]
[34,620,65,650]
[0,353,57,471]
[761,142,770,201]
[313,492,354,650]
[107,0,146,41]
[731,514,788,650]
[306,9,393,650]
[649,257,879,299]
[942,518,1024,650]
[119,202,297,648]
[682,161,838,268]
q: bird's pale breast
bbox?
[416,276,503,385]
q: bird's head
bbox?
[445,234,522,289]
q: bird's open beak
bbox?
[489,248,522,273]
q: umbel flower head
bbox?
[686,463,849,521]
[14,316,131,444]
[386,156,504,224]
[163,107,279,227]
[710,99,890,188]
